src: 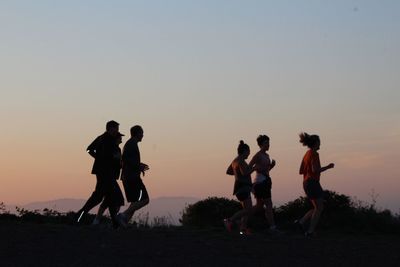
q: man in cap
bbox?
[76,120,124,228]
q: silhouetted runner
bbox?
[117,125,150,227]
[75,120,124,228]
[248,134,280,234]
[92,132,125,225]
[295,132,335,238]
[224,140,255,235]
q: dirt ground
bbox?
[1,221,400,267]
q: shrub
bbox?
[180,197,241,227]
[0,202,17,221]
[277,190,400,233]
[180,191,400,233]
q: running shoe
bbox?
[268,227,283,235]
[92,218,100,226]
[116,213,128,228]
[239,228,252,236]
[294,219,305,233]
[304,231,316,239]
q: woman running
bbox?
[224,140,254,234]
[248,134,279,233]
[296,132,334,237]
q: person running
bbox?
[296,132,334,237]
[92,132,125,225]
[248,134,279,233]
[75,120,124,228]
[224,140,254,235]
[117,125,150,227]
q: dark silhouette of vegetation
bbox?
[181,191,400,234]
[276,190,400,233]
[0,205,90,225]
[0,204,176,228]
[180,197,241,228]
[1,191,399,233]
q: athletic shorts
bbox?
[100,180,125,208]
[235,191,251,202]
[122,177,149,203]
[253,177,272,199]
[235,186,252,202]
[303,178,324,200]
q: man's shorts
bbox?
[122,177,149,203]
[100,180,124,208]
[253,177,272,199]
[303,178,324,200]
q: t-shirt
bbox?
[87,132,120,178]
[299,150,321,182]
[121,138,141,180]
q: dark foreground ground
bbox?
[1,221,400,267]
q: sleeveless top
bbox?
[232,161,252,195]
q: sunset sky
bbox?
[0,1,399,212]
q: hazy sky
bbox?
[0,1,399,212]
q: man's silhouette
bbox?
[76,120,124,228]
[92,133,125,225]
[117,125,150,227]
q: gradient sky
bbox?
[0,1,399,212]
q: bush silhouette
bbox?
[180,191,400,233]
[180,197,241,227]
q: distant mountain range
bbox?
[4,197,200,225]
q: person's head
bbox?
[299,132,320,150]
[130,125,144,142]
[237,140,250,159]
[257,134,270,151]
[116,132,124,145]
[106,120,119,137]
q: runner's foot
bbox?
[305,231,316,239]
[239,228,252,236]
[116,213,128,228]
[92,218,100,226]
[294,219,305,233]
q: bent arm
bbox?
[226,164,234,175]
[239,161,254,176]
[319,164,335,173]
[269,159,276,171]
[311,156,334,174]
[248,155,257,169]
[86,137,101,158]
[299,161,304,175]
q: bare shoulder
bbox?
[252,151,261,160]
[231,158,239,167]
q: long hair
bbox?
[299,132,320,148]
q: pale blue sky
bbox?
[0,1,399,212]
